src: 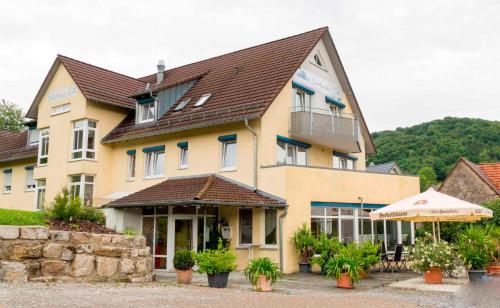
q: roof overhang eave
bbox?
[101,199,287,209]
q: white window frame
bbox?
[38,128,49,166]
[127,154,136,180]
[293,89,311,112]
[221,140,237,171]
[69,174,95,206]
[174,98,191,111]
[144,151,165,179]
[262,208,278,248]
[51,103,71,116]
[3,170,12,193]
[25,167,36,191]
[35,179,46,210]
[138,102,156,124]
[277,141,308,166]
[179,147,188,169]
[71,119,97,160]
[28,128,39,146]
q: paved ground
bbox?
[0,272,498,307]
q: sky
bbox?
[1,0,499,132]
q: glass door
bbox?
[174,218,193,252]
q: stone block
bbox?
[70,254,94,277]
[0,261,27,282]
[41,261,67,276]
[135,257,152,274]
[43,243,63,259]
[100,235,112,244]
[138,248,150,257]
[75,244,94,254]
[133,236,146,247]
[119,258,135,274]
[5,243,42,260]
[111,235,125,245]
[49,231,70,242]
[94,246,123,257]
[19,227,49,240]
[70,232,94,244]
[23,261,40,277]
[0,226,19,239]
[95,257,118,277]
[61,248,75,261]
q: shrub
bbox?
[311,233,342,270]
[324,246,362,285]
[412,233,456,273]
[244,257,281,286]
[0,208,47,226]
[122,227,138,236]
[78,206,105,225]
[196,239,236,274]
[359,241,381,273]
[456,226,495,270]
[174,250,196,270]
[45,188,81,222]
[486,225,500,264]
[289,223,315,263]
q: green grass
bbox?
[0,208,47,226]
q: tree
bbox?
[0,99,24,132]
[418,166,437,191]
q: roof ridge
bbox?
[57,54,146,84]
[195,175,216,200]
[139,27,328,80]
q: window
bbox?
[51,103,71,115]
[180,147,188,169]
[313,54,323,67]
[71,119,96,160]
[28,129,39,146]
[38,129,49,165]
[127,151,136,180]
[310,206,354,243]
[293,89,311,112]
[35,179,46,210]
[138,102,155,123]
[333,154,355,170]
[69,174,94,206]
[277,140,307,166]
[264,209,277,245]
[330,104,342,117]
[3,169,12,193]
[239,208,253,245]
[221,141,237,171]
[340,158,348,170]
[174,98,191,111]
[25,167,36,191]
[194,94,211,107]
[144,149,165,178]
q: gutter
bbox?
[244,118,258,190]
[279,204,289,273]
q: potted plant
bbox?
[244,257,281,292]
[289,223,315,273]
[412,234,455,284]
[311,233,342,275]
[173,250,196,284]
[486,226,500,275]
[196,239,236,288]
[456,226,495,282]
[359,241,380,278]
[324,247,361,289]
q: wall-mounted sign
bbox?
[47,85,77,103]
[293,68,342,100]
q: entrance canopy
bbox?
[102,174,286,209]
[369,187,493,222]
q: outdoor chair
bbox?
[387,244,406,272]
[377,241,389,272]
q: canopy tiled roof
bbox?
[101,27,329,143]
[0,130,38,163]
[479,162,500,191]
[103,174,286,208]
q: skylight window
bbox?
[194,94,212,107]
[174,98,192,111]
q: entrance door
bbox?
[174,219,193,252]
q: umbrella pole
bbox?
[432,221,436,242]
[437,220,441,241]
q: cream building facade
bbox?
[0,28,419,273]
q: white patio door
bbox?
[167,215,197,269]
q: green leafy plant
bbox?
[196,239,236,274]
[311,233,342,271]
[456,226,495,270]
[324,246,362,285]
[244,257,281,286]
[0,99,24,132]
[289,223,315,263]
[45,188,82,222]
[78,206,105,225]
[486,225,500,264]
[0,209,47,225]
[359,241,381,273]
[123,227,138,236]
[174,250,196,270]
[412,233,456,273]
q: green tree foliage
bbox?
[368,117,500,180]
[0,99,24,132]
[418,166,438,191]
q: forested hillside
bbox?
[367,117,500,180]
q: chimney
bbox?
[156,60,165,84]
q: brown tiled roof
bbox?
[104,174,286,208]
[479,162,500,191]
[0,130,38,163]
[455,158,500,195]
[101,27,328,143]
[26,55,146,118]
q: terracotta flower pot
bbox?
[424,267,443,284]
[176,268,193,284]
[336,272,354,289]
[487,264,500,275]
[256,275,272,292]
[359,270,367,279]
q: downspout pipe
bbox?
[279,205,289,273]
[244,118,258,190]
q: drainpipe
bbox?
[244,119,258,190]
[278,205,289,273]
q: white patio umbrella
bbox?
[370,187,493,240]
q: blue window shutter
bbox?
[142,145,165,153]
[218,134,237,142]
[292,81,315,95]
[325,96,346,109]
[333,152,358,161]
[277,135,311,149]
[126,149,136,156]
[137,97,155,105]
[177,142,188,149]
[3,169,12,173]
[24,166,34,171]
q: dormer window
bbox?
[137,98,156,124]
[194,94,211,107]
[174,98,192,111]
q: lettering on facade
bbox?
[47,85,77,103]
[293,68,342,101]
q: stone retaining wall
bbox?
[0,226,153,283]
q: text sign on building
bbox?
[47,85,77,103]
[293,68,342,101]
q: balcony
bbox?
[290,107,361,153]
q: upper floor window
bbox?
[292,82,314,112]
[38,129,49,165]
[51,103,71,116]
[69,174,94,206]
[25,166,36,191]
[194,94,211,107]
[143,146,165,178]
[177,142,188,169]
[218,135,237,171]
[127,150,136,180]
[333,153,356,171]
[3,169,12,193]
[71,119,96,160]
[277,139,308,166]
[174,98,191,111]
[28,128,39,146]
[138,101,155,123]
